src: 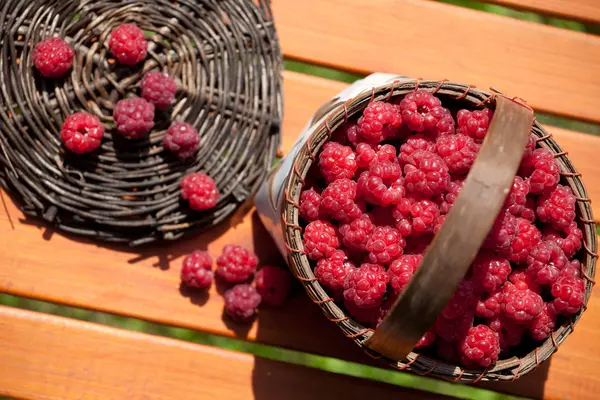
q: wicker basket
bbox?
[275,79,597,382]
[0,0,282,246]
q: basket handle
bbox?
[365,96,534,362]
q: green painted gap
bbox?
[0,294,529,400]
[284,59,364,84]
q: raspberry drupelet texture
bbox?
[504,177,530,216]
[299,188,324,222]
[471,251,511,294]
[163,122,200,160]
[459,325,500,368]
[526,241,568,285]
[536,184,576,231]
[442,280,477,320]
[366,226,406,265]
[519,148,560,194]
[434,312,473,342]
[509,270,541,293]
[438,179,464,214]
[543,222,583,258]
[393,196,440,237]
[403,150,450,197]
[357,101,402,143]
[33,37,74,78]
[109,24,148,66]
[398,134,436,165]
[319,141,357,184]
[456,108,493,143]
[255,265,292,307]
[524,134,537,157]
[60,112,104,154]
[216,245,258,283]
[320,179,364,223]
[484,211,518,254]
[357,161,405,206]
[388,254,423,295]
[141,71,177,110]
[355,143,397,170]
[315,250,356,294]
[475,291,503,319]
[303,220,340,260]
[180,172,219,211]
[552,275,585,316]
[508,217,542,264]
[224,284,261,323]
[529,303,557,341]
[343,263,389,308]
[562,260,582,279]
[435,133,480,175]
[181,250,213,289]
[488,316,525,351]
[501,282,543,323]
[345,300,380,325]
[518,196,537,222]
[113,97,155,139]
[339,213,375,252]
[399,90,450,135]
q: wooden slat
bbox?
[0,306,439,400]
[272,0,600,123]
[479,0,600,24]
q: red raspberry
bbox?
[319,142,357,183]
[442,280,477,320]
[433,214,446,235]
[141,71,177,110]
[416,330,436,349]
[399,90,448,133]
[339,214,375,251]
[435,134,480,175]
[552,276,585,316]
[484,211,518,254]
[355,143,397,169]
[519,148,560,194]
[398,134,435,165]
[436,340,459,363]
[109,24,148,66]
[459,325,500,367]
[303,220,340,260]
[357,101,402,143]
[315,250,356,293]
[163,122,200,160]
[543,222,583,258]
[388,254,423,295]
[255,265,292,307]
[33,37,74,78]
[357,162,405,206]
[345,300,380,326]
[475,291,503,319]
[393,196,440,237]
[434,114,456,138]
[299,188,324,222]
[456,108,493,143]
[537,184,576,231]
[216,245,258,283]
[526,241,568,285]
[504,177,530,216]
[371,206,395,227]
[180,172,219,211]
[345,124,361,147]
[501,282,543,323]
[488,317,525,351]
[181,250,213,289]
[508,218,541,264]
[113,97,155,139]
[529,303,557,341]
[471,251,511,294]
[224,284,261,322]
[60,112,104,154]
[524,134,536,157]
[509,270,541,293]
[562,260,582,279]
[403,150,450,197]
[321,179,364,223]
[518,196,537,222]
[366,226,406,265]
[343,263,389,308]
[438,179,464,214]
[434,312,473,342]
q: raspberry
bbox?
[436,340,459,363]
[501,282,543,323]
[537,184,576,231]
[508,218,541,264]
[319,142,357,184]
[315,250,356,293]
[33,37,74,78]
[109,24,148,66]
[442,280,477,320]
[393,196,440,237]
[388,254,423,295]
[524,134,536,157]
[504,177,530,216]
[519,148,560,194]
[434,114,456,138]
[403,150,450,197]
[399,90,446,133]
[299,188,324,222]
[529,303,557,341]
[475,291,503,319]
[303,220,340,260]
[526,241,568,285]
[163,122,200,160]
[416,330,436,349]
[471,251,511,294]
[60,112,104,154]
[216,245,259,283]
[543,222,583,258]
[345,124,361,147]
[113,97,155,139]
[509,270,541,293]
[438,179,464,214]
[488,317,525,351]
[457,108,493,143]
[255,265,292,307]
[181,251,213,289]
[339,214,375,251]
[357,162,405,206]
[484,211,517,253]
[224,284,261,322]
[321,179,364,223]
[345,300,380,325]
[366,226,406,265]
[355,143,397,169]
[552,276,585,316]
[434,312,473,342]
[433,215,446,235]
[343,263,389,308]
[435,134,480,175]
[459,325,500,367]
[180,172,219,211]
[357,101,402,143]
[141,71,177,110]
[562,260,582,279]
[398,134,435,165]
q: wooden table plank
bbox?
[479,0,600,24]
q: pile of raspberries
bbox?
[33,25,218,211]
[300,91,586,368]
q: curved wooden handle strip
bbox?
[365,96,534,361]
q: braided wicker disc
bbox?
[0,0,282,246]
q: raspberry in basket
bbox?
[519,148,560,194]
[255,265,292,307]
[315,250,356,293]
[459,325,500,368]
[163,122,200,160]
[507,217,541,264]
[339,213,375,252]
[488,317,525,351]
[562,260,582,279]
[438,179,464,214]
[303,220,340,260]
[357,161,405,206]
[435,133,480,175]
[216,244,259,283]
[543,222,583,258]
[456,108,493,143]
[180,172,219,211]
[299,188,324,222]
[398,134,435,165]
[113,97,155,139]
[345,300,380,325]
[403,150,450,197]
[355,143,397,170]
[475,291,502,319]
[343,263,388,308]
[60,112,104,154]
[441,280,477,320]
[529,303,557,341]
[393,196,440,237]
[319,141,357,183]
[366,226,406,265]
[501,282,543,323]
[33,37,74,78]
[518,196,537,222]
[388,254,423,295]
[224,284,261,323]
[357,101,402,143]
[399,90,447,133]
[504,176,530,216]
[181,250,213,289]
[471,251,511,294]
[536,184,576,231]
[526,241,569,285]
[416,330,436,349]
[552,275,585,316]
[320,178,364,223]
[484,210,517,254]
[434,312,473,343]
[509,270,541,293]
[109,23,148,66]
[141,71,177,110]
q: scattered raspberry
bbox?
[484,211,517,254]
[475,291,503,319]
[319,142,357,183]
[299,188,324,222]
[399,90,447,133]
[392,196,440,237]
[113,97,155,138]
[504,177,530,216]
[441,280,477,320]
[339,214,375,252]
[552,275,585,316]
[366,226,406,265]
[180,172,219,211]
[438,179,464,214]
[508,218,541,264]
[456,108,493,143]
[320,179,364,223]
[459,325,500,367]
[526,241,568,285]
[357,101,402,143]
[357,162,405,206]
[529,303,557,341]
[343,263,389,308]
[345,300,380,325]
[224,284,261,322]
[255,265,292,307]
[509,270,541,293]
[388,254,423,295]
[355,143,397,169]
[434,312,473,342]
[435,134,480,175]
[216,245,259,283]
[163,122,200,160]
[303,220,340,260]
[518,196,537,222]
[109,24,148,66]
[181,251,213,289]
[536,184,576,231]
[60,112,104,154]
[403,150,450,197]
[33,37,74,78]
[436,340,459,363]
[543,222,583,258]
[501,282,543,323]
[519,148,560,194]
[398,134,435,165]
[488,317,525,351]
[471,251,511,294]
[141,71,177,110]
[416,330,436,349]
[315,250,356,293]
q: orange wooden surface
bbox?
[272,0,600,123]
[479,0,600,24]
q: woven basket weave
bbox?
[0,0,282,246]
